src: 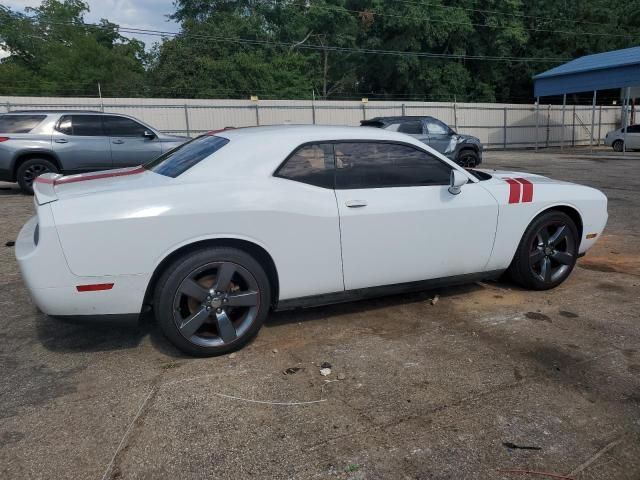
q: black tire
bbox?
[154,247,271,356]
[508,211,579,290]
[457,150,479,168]
[16,158,59,194]
[612,140,624,152]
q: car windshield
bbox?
[145,135,229,178]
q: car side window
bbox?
[275,143,335,188]
[334,142,452,189]
[398,121,423,135]
[56,115,105,136]
[425,119,449,135]
[626,125,640,133]
[104,116,147,137]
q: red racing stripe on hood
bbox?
[505,178,521,204]
[515,177,533,202]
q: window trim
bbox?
[274,139,458,190]
[55,114,106,137]
[103,114,149,137]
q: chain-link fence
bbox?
[0,96,623,149]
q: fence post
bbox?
[503,107,507,150]
[597,105,602,146]
[453,102,458,132]
[572,105,576,147]
[311,100,316,125]
[183,104,191,137]
[401,103,406,116]
[546,104,551,148]
[560,94,566,151]
[255,102,260,126]
[535,97,540,152]
[361,102,366,120]
[589,90,597,152]
[6,101,11,112]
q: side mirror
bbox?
[449,169,467,195]
[143,130,156,139]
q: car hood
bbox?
[477,169,571,185]
[33,166,172,205]
[454,133,481,144]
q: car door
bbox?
[51,114,112,171]
[103,115,162,167]
[425,118,453,154]
[625,125,640,148]
[333,141,499,291]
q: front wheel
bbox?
[612,140,624,152]
[457,150,479,168]
[154,247,271,356]
[508,211,579,290]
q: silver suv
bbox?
[0,111,189,193]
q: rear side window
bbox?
[104,116,147,137]
[398,121,423,134]
[56,115,105,136]
[0,114,46,133]
[275,143,334,188]
[334,142,452,189]
[145,135,229,178]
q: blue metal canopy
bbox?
[534,46,640,97]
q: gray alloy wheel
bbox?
[154,247,271,356]
[508,210,579,290]
[612,140,624,152]
[528,221,577,284]
[172,261,260,348]
[16,158,59,194]
[458,150,478,168]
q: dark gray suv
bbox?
[0,111,189,193]
[361,116,483,168]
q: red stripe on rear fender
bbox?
[55,166,145,186]
[76,283,114,292]
[505,178,521,204]
[515,177,533,202]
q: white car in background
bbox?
[604,124,640,151]
[16,126,608,356]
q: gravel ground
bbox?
[0,148,639,480]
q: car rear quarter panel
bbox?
[0,135,54,180]
[51,178,345,300]
[482,180,608,271]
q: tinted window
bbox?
[104,116,147,137]
[426,119,449,135]
[334,142,452,189]
[0,114,46,133]
[276,143,334,188]
[145,134,229,178]
[398,121,423,134]
[626,125,640,133]
[56,115,105,136]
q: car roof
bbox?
[216,124,423,142]
[363,116,438,123]
[3,110,104,114]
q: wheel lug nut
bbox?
[206,306,211,311]
[216,308,222,313]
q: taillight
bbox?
[0,137,10,142]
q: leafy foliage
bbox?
[1,0,639,101]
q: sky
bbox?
[1,0,179,56]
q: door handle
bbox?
[54,138,68,143]
[112,139,125,144]
[345,200,368,208]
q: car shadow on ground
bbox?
[34,279,517,357]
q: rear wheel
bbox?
[508,211,579,290]
[16,158,59,194]
[457,150,479,168]
[612,140,624,152]
[154,247,271,356]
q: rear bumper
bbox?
[15,210,149,316]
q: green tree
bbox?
[0,0,147,97]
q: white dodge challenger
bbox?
[16,126,608,356]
